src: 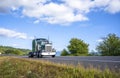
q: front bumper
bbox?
[41,52,56,56]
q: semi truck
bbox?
[28,38,56,58]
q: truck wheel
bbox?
[52,55,55,58]
[28,52,33,58]
[28,54,33,58]
[37,54,43,58]
[29,55,33,58]
[40,55,43,58]
[37,54,40,58]
[31,55,33,58]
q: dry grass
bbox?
[0,56,119,78]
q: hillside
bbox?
[0,46,31,55]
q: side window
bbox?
[41,42,45,45]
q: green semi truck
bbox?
[28,38,56,58]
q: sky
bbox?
[0,0,120,52]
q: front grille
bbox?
[45,45,52,52]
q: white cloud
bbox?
[0,28,32,39]
[22,2,88,24]
[63,0,93,13]
[97,39,103,42]
[105,0,120,14]
[93,0,110,7]
[0,0,120,24]
[92,0,120,14]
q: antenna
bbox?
[48,36,49,41]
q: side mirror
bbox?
[52,48,56,52]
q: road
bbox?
[21,56,120,71]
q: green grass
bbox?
[0,56,119,78]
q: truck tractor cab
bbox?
[28,38,56,58]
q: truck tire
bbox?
[29,55,33,58]
[28,54,33,58]
[28,52,33,58]
[52,55,55,58]
[40,55,43,58]
[37,53,43,58]
[37,54,40,58]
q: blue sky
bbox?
[0,0,120,52]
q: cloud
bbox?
[105,0,120,14]
[0,28,32,39]
[0,0,120,24]
[22,2,88,24]
[97,39,103,42]
[63,0,93,13]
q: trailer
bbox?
[28,38,56,58]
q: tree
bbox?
[67,38,89,56]
[61,49,69,56]
[96,34,120,56]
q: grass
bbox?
[0,56,119,78]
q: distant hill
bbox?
[0,45,31,55]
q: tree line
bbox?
[0,46,31,55]
[61,33,120,56]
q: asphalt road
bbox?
[22,56,120,71]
